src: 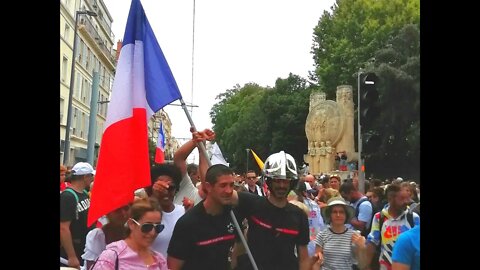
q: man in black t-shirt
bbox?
[167,164,241,270]
[60,162,95,268]
[233,151,310,270]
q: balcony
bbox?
[85,0,115,42]
[79,15,116,66]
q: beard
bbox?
[271,187,289,198]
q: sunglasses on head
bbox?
[130,218,165,234]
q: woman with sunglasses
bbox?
[92,197,168,270]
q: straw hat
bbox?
[321,196,355,224]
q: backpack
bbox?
[370,210,415,270]
[63,188,88,220]
[354,197,371,237]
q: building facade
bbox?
[60,0,116,166]
[149,110,180,163]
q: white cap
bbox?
[71,162,94,175]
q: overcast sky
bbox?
[102,0,335,163]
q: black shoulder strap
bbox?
[378,211,385,248]
[64,188,80,220]
[406,211,414,228]
[64,188,79,203]
[88,249,119,270]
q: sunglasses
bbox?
[130,218,165,234]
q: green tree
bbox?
[312,0,420,99]
[364,24,420,179]
[210,74,312,173]
[210,83,268,172]
[259,74,312,164]
[312,0,420,179]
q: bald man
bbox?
[304,174,318,197]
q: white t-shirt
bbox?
[81,228,106,270]
[173,174,202,205]
[151,204,185,257]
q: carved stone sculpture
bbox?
[304,87,356,175]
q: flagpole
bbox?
[179,98,259,270]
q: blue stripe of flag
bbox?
[122,0,182,112]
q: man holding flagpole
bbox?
[172,128,214,207]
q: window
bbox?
[74,72,82,99]
[77,40,83,62]
[99,93,103,115]
[64,23,70,41]
[72,108,78,136]
[62,56,68,82]
[81,40,87,66]
[90,51,95,73]
[94,57,99,73]
[85,117,89,139]
[82,78,88,103]
[81,112,86,138]
[85,80,91,105]
[86,48,91,69]
[104,101,109,116]
[60,98,65,123]
[97,121,103,144]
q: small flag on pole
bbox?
[250,149,264,169]
[88,0,183,226]
[155,122,166,164]
[210,142,229,166]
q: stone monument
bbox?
[304,85,357,176]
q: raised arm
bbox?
[194,128,215,184]
[173,135,198,177]
[195,128,215,199]
[352,232,368,269]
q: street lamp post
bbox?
[86,71,100,165]
[357,71,378,193]
[63,10,97,165]
[357,70,364,193]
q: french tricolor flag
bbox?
[88,0,182,226]
[154,122,166,164]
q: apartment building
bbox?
[60,0,116,166]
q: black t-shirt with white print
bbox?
[60,188,94,263]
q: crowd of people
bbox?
[60,128,420,270]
